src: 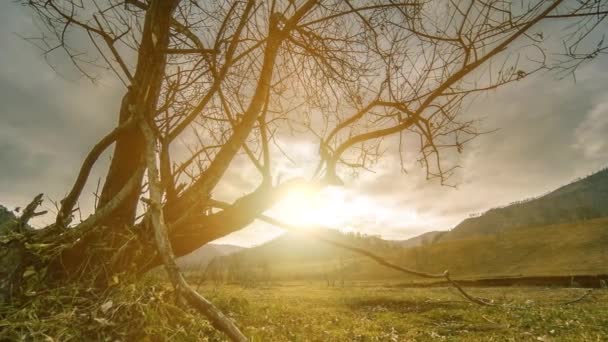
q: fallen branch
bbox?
[259,214,599,306]
[443,271,494,306]
[140,119,248,342]
[561,289,593,305]
[208,199,494,306]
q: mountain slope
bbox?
[0,205,16,225]
[0,205,18,235]
[204,169,608,281]
[205,230,404,281]
[397,231,445,248]
[207,217,608,281]
[439,168,608,242]
[225,229,398,263]
[396,217,608,278]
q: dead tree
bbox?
[3,0,607,340]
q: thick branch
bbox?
[167,179,313,258]
[70,164,144,234]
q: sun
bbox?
[272,186,366,229]
[274,186,321,227]
[271,184,426,235]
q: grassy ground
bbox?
[202,282,608,341]
[2,280,606,341]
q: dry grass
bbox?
[0,276,223,341]
[2,279,607,341]
[204,282,608,341]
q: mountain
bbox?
[0,205,16,225]
[211,229,399,265]
[396,217,608,278]
[249,230,393,259]
[207,218,608,282]
[438,167,608,242]
[0,205,18,234]
[205,230,404,281]
[177,243,245,270]
[204,168,608,281]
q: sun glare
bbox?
[271,184,428,236]
[277,187,319,226]
[274,186,370,229]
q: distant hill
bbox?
[0,205,16,224]
[0,205,17,232]
[204,168,608,281]
[396,217,608,278]
[225,229,398,263]
[439,167,608,242]
[177,244,244,270]
[207,218,608,282]
[205,230,404,281]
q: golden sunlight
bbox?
[272,185,423,231]
[272,186,351,228]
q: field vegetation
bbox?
[3,279,606,341]
[202,217,608,283]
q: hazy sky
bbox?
[1,2,607,247]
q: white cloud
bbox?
[574,101,608,159]
[2,2,608,246]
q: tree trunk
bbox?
[96,92,145,229]
[46,0,178,282]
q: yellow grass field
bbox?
[200,282,608,341]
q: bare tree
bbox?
[2,0,607,340]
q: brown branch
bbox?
[165,179,315,259]
[546,11,608,18]
[300,3,418,27]
[561,289,594,305]
[327,116,419,178]
[56,117,135,227]
[70,164,144,234]
[414,0,565,115]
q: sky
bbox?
[1,2,607,247]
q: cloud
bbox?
[573,101,608,159]
[330,61,608,241]
[0,3,121,224]
[1,2,608,245]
